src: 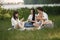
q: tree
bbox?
[24,0,60,4]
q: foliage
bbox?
[24,0,60,4]
[0,6,60,20]
[43,6,60,15]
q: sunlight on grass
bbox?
[0,15,60,40]
[48,32,60,39]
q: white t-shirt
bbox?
[38,12,48,21]
[11,17,20,28]
[28,14,37,21]
[43,12,48,21]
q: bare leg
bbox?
[33,23,40,28]
[33,23,42,30]
[18,21,25,29]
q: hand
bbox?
[20,18,24,21]
[32,20,36,22]
[21,18,24,21]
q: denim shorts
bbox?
[24,22,34,28]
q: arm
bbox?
[20,18,24,22]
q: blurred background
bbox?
[0,0,60,40]
[24,0,60,4]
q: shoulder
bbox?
[11,17,14,20]
[43,12,48,16]
[35,14,38,16]
[11,17,15,21]
[28,14,32,17]
[43,12,47,14]
[29,14,32,16]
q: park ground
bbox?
[0,15,60,40]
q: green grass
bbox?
[0,15,60,40]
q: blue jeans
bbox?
[24,22,34,28]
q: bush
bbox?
[0,6,60,20]
[43,6,60,15]
[18,8,30,20]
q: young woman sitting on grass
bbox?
[33,7,53,30]
[24,8,37,28]
[11,11,25,30]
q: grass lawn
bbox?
[0,15,60,40]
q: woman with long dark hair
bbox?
[24,8,37,28]
[11,11,25,30]
[28,8,36,23]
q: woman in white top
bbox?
[33,7,53,30]
[11,11,25,29]
[24,8,37,27]
[28,8,37,23]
